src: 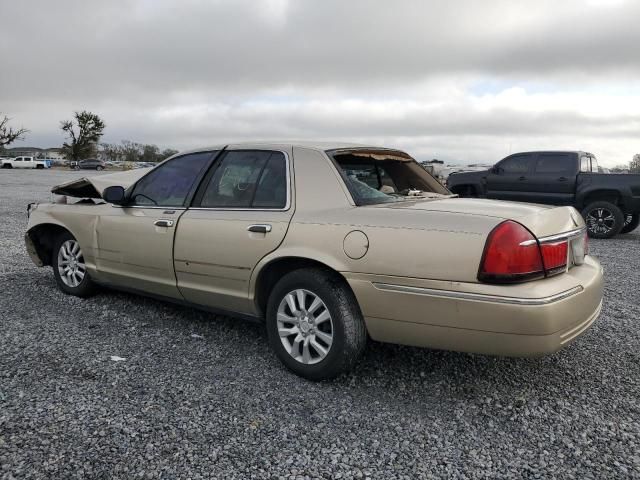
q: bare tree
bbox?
[0,114,29,148]
[630,154,640,174]
[60,111,106,161]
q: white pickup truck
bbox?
[1,156,51,169]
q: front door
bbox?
[485,153,535,201]
[94,151,217,298]
[174,147,294,314]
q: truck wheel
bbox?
[621,213,640,234]
[2,164,12,169]
[52,231,97,297]
[582,201,624,239]
[266,268,367,381]
[36,164,44,169]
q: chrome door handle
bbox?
[154,219,174,227]
[247,224,272,233]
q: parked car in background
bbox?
[71,159,106,170]
[25,143,603,380]
[1,156,51,169]
[447,151,640,238]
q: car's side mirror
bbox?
[102,185,126,205]
[490,166,501,174]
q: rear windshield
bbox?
[328,149,450,205]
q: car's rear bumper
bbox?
[345,256,603,357]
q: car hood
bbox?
[51,168,152,198]
[369,197,584,238]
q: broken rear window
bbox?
[327,149,450,205]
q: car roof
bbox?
[505,150,593,156]
[175,141,399,156]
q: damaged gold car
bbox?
[25,143,604,380]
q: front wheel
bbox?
[52,232,97,297]
[582,201,625,239]
[266,268,367,381]
[621,213,640,234]
[96,165,104,171]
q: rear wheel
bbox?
[266,268,367,381]
[52,232,97,297]
[96,165,104,171]
[582,201,624,239]
[621,213,640,234]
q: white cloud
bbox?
[1,0,639,166]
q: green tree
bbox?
[141,144,160,162]
[160,148,179,160]
[60,111,105,161]
[100,143,121,162]
[0,114,29,148]
[120,140,142,163]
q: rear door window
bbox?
[499,155,531,174]
[199,150,288,209]
[535,153,573,174]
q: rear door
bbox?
[527,152,578,205]
[94,151,216,298]
[485,153,535,201]
[174,147,294,314]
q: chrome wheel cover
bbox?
[57,239,86,288]
[586,208,615,235]
[277,289,334,365]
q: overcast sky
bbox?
[1,0,639,166]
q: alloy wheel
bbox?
[276,289,334,365]
[586,208,615,236]
[57,239,86,288]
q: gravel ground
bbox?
[1,169,639,479]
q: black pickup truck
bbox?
[447,151,640,238]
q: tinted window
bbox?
[499,155,530,174]
[130,151,213,206]
[535,154,573,174]
[200,151,287,208]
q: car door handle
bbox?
[518,176,527,181]
[154,219,174,227]
[247,224,272,233]
[558,177,568,182]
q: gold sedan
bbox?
[25,143,603,380]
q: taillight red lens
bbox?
[540,240,568,275]
[478,221,545,283]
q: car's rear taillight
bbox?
[540,240,568,275]
[479,221,576,284]
[478,221,545,283]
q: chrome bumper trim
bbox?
[371,283,584,306]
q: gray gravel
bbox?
[1,169,639,479]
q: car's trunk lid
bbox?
[370,197,584,238]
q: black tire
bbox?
[52,231,97,297]
[266,268,367,381]
[36,164,44,169]
[582,201,625,239]
[96,166,104,171]
[2,164,13,169]
[621,213,640,234]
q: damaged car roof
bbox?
[51,168,152,198]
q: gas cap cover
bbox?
[343,230,369,259]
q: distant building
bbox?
[2,146,66,160]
